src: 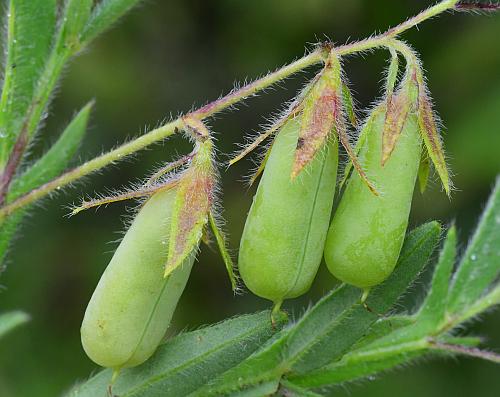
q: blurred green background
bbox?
[0,0,499,396]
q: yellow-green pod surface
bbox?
[239,118,338,304]
[324,110,421,288]
[81,188,195,369]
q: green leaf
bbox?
[81,0,143,45]
[0,0,57,165]
[0,311,29,339]
[350,315,415,351]
[8,101,93,201]
[18,0,93,151]
[447,176,500,314]
[287,334,480,390]
[288,345,425,389]
[66,311,284,397]
[0,103,92,262]
[417,225,456,327]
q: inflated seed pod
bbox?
[324,108,421,289]
[81,188,195,369]
[239,117,338,305]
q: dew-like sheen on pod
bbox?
[239,117,338,304]
[324,109,421,289]
[81,188,195,369]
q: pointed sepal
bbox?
[385,49,399,103]
[381,91,412,166]
[209,212,238,291]
[248,141,274,187]
[417,93,451,196]
[164,139,215,277]
[338,121,379,196]
[291,55,342,178]
[339,106,384,191]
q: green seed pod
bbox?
[239,118,338,304]
[81,188,195,369]
[324,107,421,289]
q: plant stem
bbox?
[0,119,183,219]
[0,0,462,220]
[429,340,500,363]
[192,51,324,119]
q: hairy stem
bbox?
[0,120,183,219]
[0,0,462,220]
[429,340,500,363]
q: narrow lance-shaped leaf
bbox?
[0,311,29,340]
[0,0,56,165]
[291,54,341,178]
[66,311,285,397]
[349,315,415,351]
[8,102,94,201]
[81,0,144,45]
[209,211,237,291]
[417,91,451,195]
[290,333,484,389]
[417,225,457,327]
[164,139,214,277]
[21,0,93,147]
[290,341,427,389]
[448,176,500,313]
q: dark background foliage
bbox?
[0,1,499,396]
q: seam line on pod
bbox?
[283,149,328,299]
[121,262,175,368]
